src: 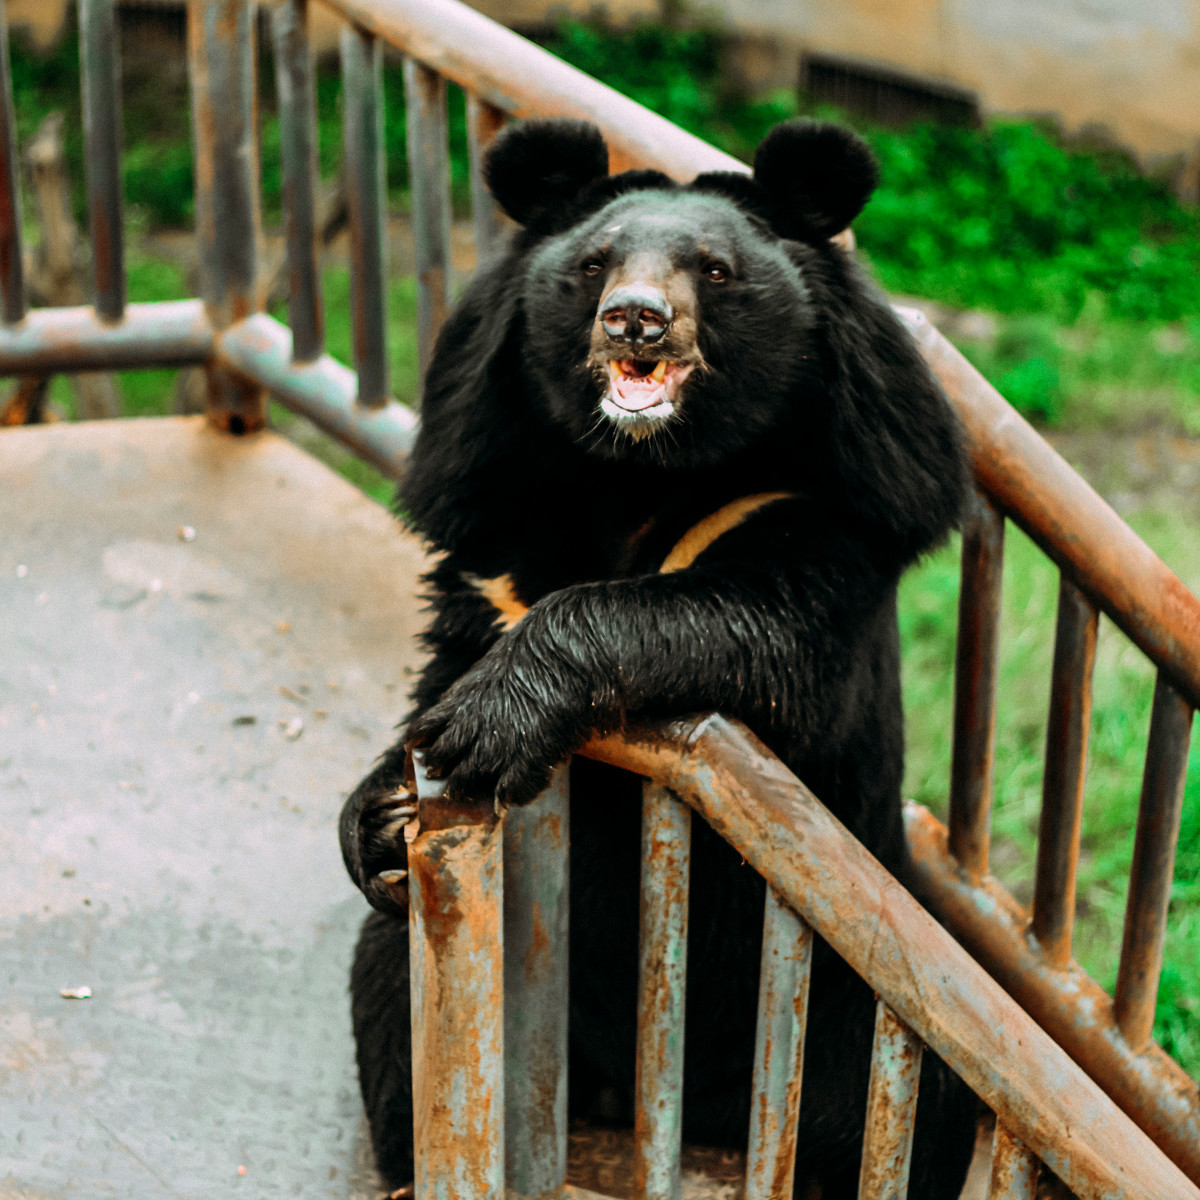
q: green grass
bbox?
[899,517,1200,1074]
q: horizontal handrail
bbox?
[314,0,747,180]
[0,300,213,374]
[216,312,416,476]
[900,308,1200,709]
[581,716,1200,1200]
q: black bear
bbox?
[340,118,976,1197]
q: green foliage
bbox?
[858,120,1200,324]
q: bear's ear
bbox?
[753,120,878,243]
[484,119,609,229]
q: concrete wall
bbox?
[713,0,1200,198]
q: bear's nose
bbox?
[600,285,673,345]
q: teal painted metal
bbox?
[503,767,570,1199]
[341,24,389,407]
[467,95,507,269]
[633,782,691,1200]
[272,0,324,363]
[217,312,415,478]
[990,1124,1040,1199]
[0,0,24,324]
[79,0,125,321]
[0,299,213,373]
[404,57,452,382]
[408,748,506,1200]
[858,1000,923,1199]
[1114,675,1195,1050]
[745,888,811,1200]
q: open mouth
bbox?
[601,358,695,435]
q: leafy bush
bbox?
[543,17,1200,327]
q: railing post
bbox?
[504,767,570,1199]
[858,1000,923,1200]
[408,750,506,1200]
[1032,575,1098,965]
[0,0,25,324]
[187,0,266,433]
[633,782,690,1200]
[404,58,452,383]
[948,487,1005,881]
[272,0,323,363]
[745,887,811,1200]
[79,0,125,322]
[342,24,389,406]
[1114,674,1194,1051]
[466,95,507,269]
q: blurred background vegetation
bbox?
[5,8,1198,1074]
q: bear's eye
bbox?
[702,262,730,284]
[581,257,606,277]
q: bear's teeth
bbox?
[650,360,667,382]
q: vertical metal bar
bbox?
[404,58,452,383]
[187,0,265,432]
[745,888,812,1200]
[503,767,569,1199]
[0,0,26,323]
[857,1000,923,1200]
[341,25,388,406]
[1114,673,1194,1051]
[466,94,506,269]
[633,782,690,1200]
[79,0,125,321]
[1031,575,1098,966]
[408,749,506,1200]
[948,488,1005,881]
[989,1123,1040,1200]
[272,0,323,362]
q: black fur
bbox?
[340,119,976,1196]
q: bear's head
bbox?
[483,118,880,468]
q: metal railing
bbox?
[0,0,1197,1194]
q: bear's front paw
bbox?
[354,790,420,914]
[408,655,586,808]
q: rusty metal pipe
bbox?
[1031,575,1098,965]
[1114,675,1195,1051]
[187,0,265,433]
[0,299,213,373]
[633,782,691,1200]
[948,487,1004,881]
[216,312,415,479]
[582,719,1200,1200]
[0,0,25,324]
[903,800,1200,1187]
[342,24,389,407]
[404,58,452,385]
[990,1124,1040,1200]
[408,749,506,1200]
[744,887,810,1200]
[466,95,507,270]
[900,308,1200,710]
[272,0,324,363]
[503,768,570,1199]
[857,1000,923,1200]
[312,0,748,180]
[79,0,125,322]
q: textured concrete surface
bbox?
[0,417,430,1198]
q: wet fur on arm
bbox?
[409,500,895,807]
